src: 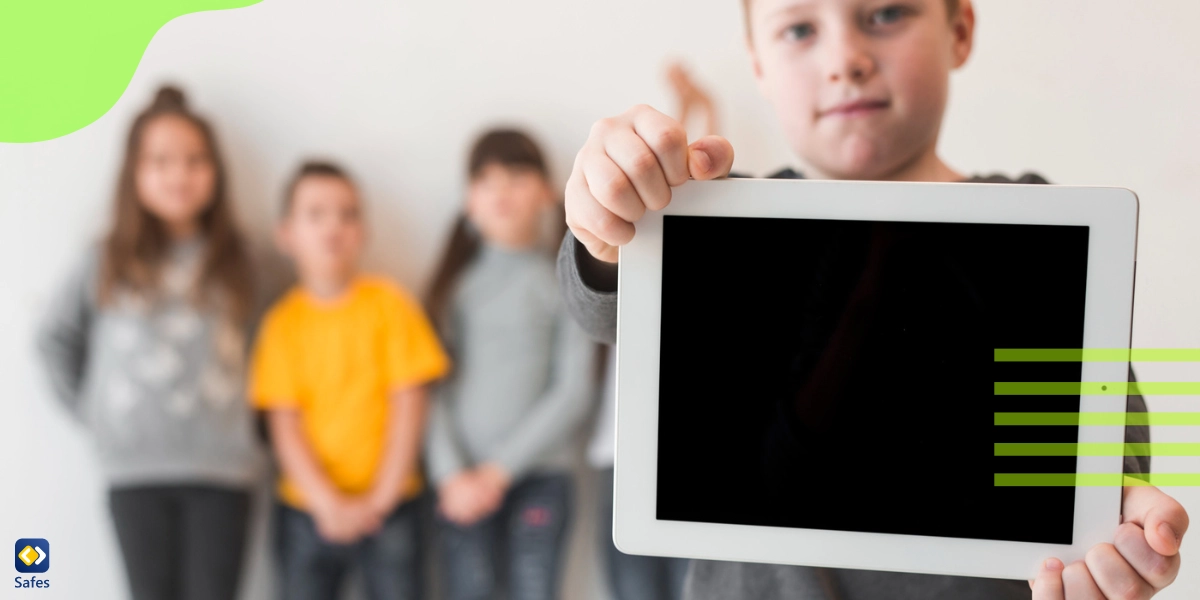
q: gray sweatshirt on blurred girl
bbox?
[425,243,595,485]
[36,240,263,489]
[555,171,1151,600]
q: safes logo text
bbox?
[14,539,50,590]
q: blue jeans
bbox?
[438,472,573,600]
[275,497,424,600]
[598,468,688,600]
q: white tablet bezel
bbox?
[613,178,1138,581]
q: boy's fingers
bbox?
[570,171,635,248]
[1114,521,1181,590]
[573,227,620,264]
[1122,485,1189,556]
[1031,558,1065,600]
[687,135,735,180]
[604,128,672,213]
[629,104,690,187]
[1085,542,1155,599]
[586,144,652,223]
[1061,560,1105,599]
[565,174,624,263]
[564,188,621,262]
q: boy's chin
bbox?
[812,137,927,181]
[802,136,882,179]
[811,155,891,181]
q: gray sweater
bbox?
[425,243,595,485]
[36,240,264,489]
[556,171,1151,600]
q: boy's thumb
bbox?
[687,135,735,181]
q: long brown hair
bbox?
[98,85,253,323]
[425,129,563,328]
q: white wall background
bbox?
[2,0,1197,598]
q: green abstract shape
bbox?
[994,348,1200,362]
[995,443,1200,457]
[0,0,262,143]
[994,381,1200,395]
[995,412,1200,426]
[994,473,1200,487]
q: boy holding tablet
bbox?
[558,1,1189,599]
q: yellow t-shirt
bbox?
[248,275,450,509]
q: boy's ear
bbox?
[950,0,977,69]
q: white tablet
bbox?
[613,178,1138,581]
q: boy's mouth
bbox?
[817,98,891,119]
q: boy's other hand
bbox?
[566,104,734,263]
[1031,485,1188,599]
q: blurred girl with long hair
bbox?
[37,85,263,600]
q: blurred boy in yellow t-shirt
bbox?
[249,161,449,599]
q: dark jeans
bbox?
[275,497,424,600]
[109,484,252,600]
[598,468,688,600]
[438,472,573,600]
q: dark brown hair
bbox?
[425,129,557,328]
[99,85,253,323]
[280,160,356,217]
[467,129,548,179]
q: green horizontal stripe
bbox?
[994,382,1200,395]
[994,349,1200,362]
[994,412,1200,426]
[995,473,1200,486]
[995,443,1200,456]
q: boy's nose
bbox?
[826,34,877,84]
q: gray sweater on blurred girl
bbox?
[425,243,595,485]
[36,240,263,488]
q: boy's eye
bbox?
[782,22,815,42]
[867,5,913,27]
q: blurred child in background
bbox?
[424,129,595,600]
[249,161,449,600]
[37,85,264,600]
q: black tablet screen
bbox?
[655,215,1089,545]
